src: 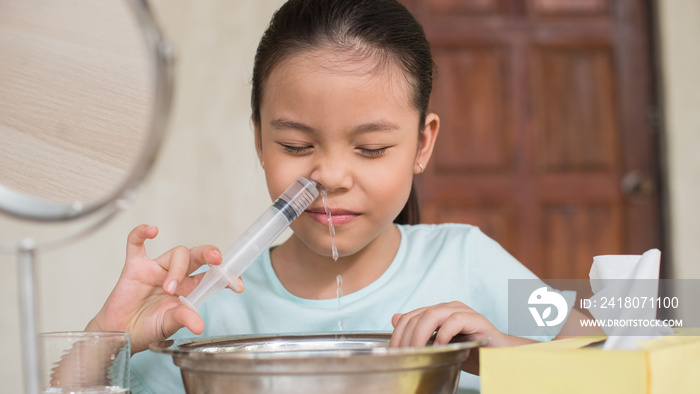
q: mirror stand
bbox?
[18,239,39,394]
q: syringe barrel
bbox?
[181,177,319,311]
[219,204,295,280]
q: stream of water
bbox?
[320,188,344,331]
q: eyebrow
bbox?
[270,118,315,133]
[269,117,400,135]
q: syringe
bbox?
[180,177,319,311]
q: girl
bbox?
[87,0,586,392]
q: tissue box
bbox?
[480,328,700,394]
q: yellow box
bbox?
[480,328,700,394]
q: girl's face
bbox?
[256,48,438,259]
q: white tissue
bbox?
[588,248,673,350]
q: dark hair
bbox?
[251,0,434,225]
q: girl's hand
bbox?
[389,301,506,348]
[85,225,244,354]
[389,301,535,374]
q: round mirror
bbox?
[0,0,171,223]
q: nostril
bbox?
[312,180,326,193]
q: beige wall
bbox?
[656,1,700,280]
[0,0,698,392]
[656,1,700,324]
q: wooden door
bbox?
[402,0,661,279]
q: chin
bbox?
[294,232,353,259]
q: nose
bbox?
[309,154,353,193]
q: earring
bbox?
[261,161,265,169]
[417,163,425,174]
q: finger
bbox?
[125,225,158,261]
[160,246,191,295]
[395,311,422,348]
[410,303,474,347]
[389,307,428,348]
[174,271,242,299]
[391,313,403,327]
[159,245,221,274]
[446,300,474,313]
[158,246,222,295]
[401,313,426,348]
[389,322,404,348]
[163,304,205,336]
[408,308,453,347]
[188,245,223,270]
[171,271,206,297]
[433,312,471,346]
[226,277,245,294]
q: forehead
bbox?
[262,47,414,111]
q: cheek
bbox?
[264,166,307,202]
[260,145,310,198]
[361,159,414,214]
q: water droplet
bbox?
[336,274,343,309]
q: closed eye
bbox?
[280,144,313,155]
[357,147,389,158]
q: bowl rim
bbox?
[150,332,489,360]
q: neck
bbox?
[270,224,401,300]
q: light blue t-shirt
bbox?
[131,224,568,393]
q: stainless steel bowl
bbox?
[151,332,487,394]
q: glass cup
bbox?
[40,331,130,393]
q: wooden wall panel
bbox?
[541,202,623,278]
[403,0,661,279]
[424,0,506,15]
[528,0,609,16]
[532,45,619,173]
[431,46,512,173]
[425,202,515,254]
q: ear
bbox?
[414,112,439,174]
[253,121,264,164]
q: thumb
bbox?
[163,305,205,337]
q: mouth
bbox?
[305,207,360,226]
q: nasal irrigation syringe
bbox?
[180,177,319,311]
